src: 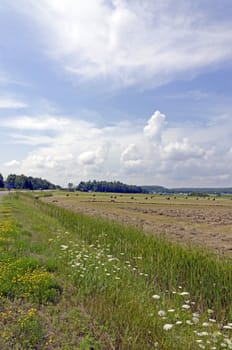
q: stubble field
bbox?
[44,192,232,257]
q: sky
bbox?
[0,0,232,187]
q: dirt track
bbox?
[43,194,232,257]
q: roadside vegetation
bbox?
[0,192,231,349]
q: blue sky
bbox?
[0,0,232,187]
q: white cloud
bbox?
[0,97,27,109]
[4,160,20,167]
[79,148,104,166]
[143,111,166,142]
[162,138,204,161]
[2,116,69,130]
[10,0,232,88]
[2,110,232,187]
[120,143,142,169]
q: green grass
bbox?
[0,193,232,349]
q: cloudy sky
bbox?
[1,0,232,187]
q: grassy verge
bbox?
[0,197,107,350]
[1,193,232,349]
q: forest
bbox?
[0,173,57,190]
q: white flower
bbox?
[179,292,190,296]
[182,304,190,309]
[152,294,160,300]
[176,321,183,325]
[186,320,193,325]
[192,317,199,324]
[197,332,209,336]
[202,322,209,327]
[163,323,174,331]
[158,310,166,317]
[223,325,232,329]
[167,309,175,313]
[60,244,68,250]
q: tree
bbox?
[5,174,17,189]
[0,173,4,188]
[68,182,74,192]
[76,180,147,193]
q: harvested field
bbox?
[43,192,232,257]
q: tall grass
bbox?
[27,193,232,319]
[4,193,232,349]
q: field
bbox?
[43,191,232,257]
[0,191,231,349]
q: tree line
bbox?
[0,173,57,190]
[76,180,147,193]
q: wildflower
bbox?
[168,309,175,313]
[223,325,232,330]
[158,310,166,317]
[163,323,173,331]
[176,321,182,325]
[182,304,190,309]
[193,317,199,324]
[197,332,209,336]
[60,244,68,250]
[152,294,160,300]
[179,291,190,296]
[224,338,232,347]
[202,322,210,327]
[186,320,193,325]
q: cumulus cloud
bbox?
[2,110,232,187]
[143,111,166,142]
[162,138,205,161]
[120,143,142,169]
[10,0,232,88]
[79,148,104,167]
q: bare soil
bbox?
[43,193,232,257]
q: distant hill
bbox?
[141,186,232,195]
